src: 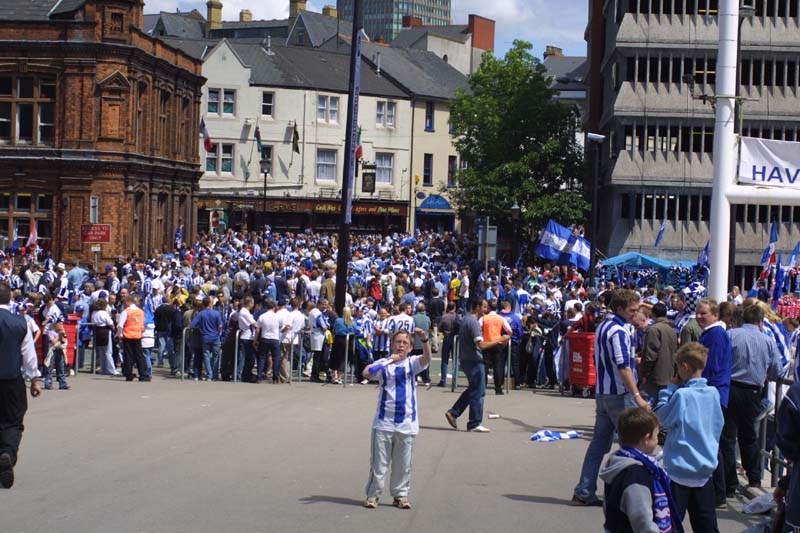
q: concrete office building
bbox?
[337,0,451,43]
[586,0,800,286]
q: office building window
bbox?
[206,143,234,174]
[0,75,56,145]
[317,95,340,123]
[375,152,393,183]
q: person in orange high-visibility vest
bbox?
[117,295,149,382]
[480,308,512,395]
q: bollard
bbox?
[451,335,459,393]
[343,333,352,388]
[295,331,302,383]
[180,327,190,382]
[234,329,241,384]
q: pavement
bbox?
[3,369,766,533]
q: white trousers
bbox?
[365,429,415,499]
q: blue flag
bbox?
[10,222,19,253]
[697,240,710,268]
[788,240,800,269]
[654,217,667,248]
[760,219,780,278]
[535,220,573,262]
[773,252,785,308]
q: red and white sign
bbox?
[80,224,112,243]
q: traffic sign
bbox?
[91,244,102,252]
[81,224,111,243]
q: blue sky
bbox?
[143,0,589,60]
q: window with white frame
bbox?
[206,143,235,173]
[376,101,396,128]
[316,148,337,181]
[375,152,393,184]
[262,92,274,117]
[376,101,385,127]
[317,95,340,123]
[207,88,236,116]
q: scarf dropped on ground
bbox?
[616,447,684,533]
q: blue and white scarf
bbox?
[616,447,683,533]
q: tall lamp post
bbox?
[511,202,521,267]
[586,132,606,288]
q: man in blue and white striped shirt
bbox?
[372,307,391,359]
[572,289,650,506]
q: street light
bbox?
[511,202,521,266]
[586,132,605,289]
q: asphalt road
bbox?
[3,370,762,533]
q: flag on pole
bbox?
[697,240,710,268]
[292,122,300,154]
[787,240,800,269]
[759,219,779,279]
[175,224,183,249]
[773,252,785,308]
[254,126,263,154]
[26,223,38,248]
[355,126,363,160]
[10,222,19,253]
[654,216,667,248]
[200,118,213,152]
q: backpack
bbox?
[369,278,382,301]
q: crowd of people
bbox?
[0,227,797,532]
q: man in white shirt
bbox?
[238,296,257,382]
[0,282,42,489]
[279,297,307,382]
[256,300,282,383]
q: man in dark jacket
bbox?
[639,303,678,401]
[154,301,175,368]
[776,381,799,532]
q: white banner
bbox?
[738,136,800,189]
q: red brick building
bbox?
[0,0,205,262]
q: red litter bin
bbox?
[62,314,80,367]
[566,332,596,398]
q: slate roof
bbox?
[158,37,217,60]
[294,11,354,48]
[0,0,59,20]
[231,41,407,98]
[143,13,160,34]
[220,19,287,30]
[322,37,469,100]
[391,24,469,49]
[157,11,205,39]
[543,55,588,92]
[49,0,86,17]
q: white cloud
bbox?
[142,0,588,57]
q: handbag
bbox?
[94,325,111,347]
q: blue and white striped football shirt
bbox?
[594,314,636,395]
[387,314,415,335]
[372,355,428,435]
[372,318,391,354]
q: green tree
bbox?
[447,40,588,234]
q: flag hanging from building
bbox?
[200,118,213,152]
[254,126,263,154]
[760,219,779,279]
[654,217,666,248]
[355,126,363,160]
[292,122,300,154]
[26,223,37,248]
[697,240,710,268]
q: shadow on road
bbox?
[503,493,575,506]
[299,495,364,507]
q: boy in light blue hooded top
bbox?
[655,342,723,533]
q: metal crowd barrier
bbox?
[343,333,352,388]
[505,341,512,395]
[451,335,460,393]
[757,374,794,487]
[233,330,241,384]
[180,327,191,382]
